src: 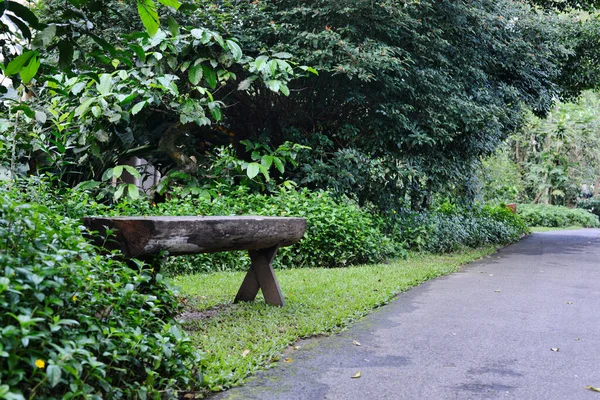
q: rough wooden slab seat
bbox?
[83,216,307,306]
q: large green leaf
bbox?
[210,106,222,121]
[31,24,56,50]
[5,1,39,29]
[6,14,32,41]
[5,51,36,76]
[188,64,203,85]
[226,40,242,61]
[46,365,62,388]
[20,55,40,83]
[75,98,96,117]
[96,74,113,96]
[127,184,140,200]
[167,16,179,36]
[124,165,141,179]
[202,65,217,89]
[246,163,260,179]
[272,52,292,59]
[112,165,123,179]
[131,101,147,115]
[137,0,159,37]
[57,41,74,71]
[157,0,180,10]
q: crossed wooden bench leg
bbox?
[234,245,285,306]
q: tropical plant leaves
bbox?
[188,64,203,86]
[5,1,40,30]
[137,0,159,37]
[202,65,217,89]
[5,51,36,76]
[157,0,180,9]
[226,39,243,61]
[57,41,74,71]
[20,55,41,83]
[32,24,56,50]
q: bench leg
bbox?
[234,245,285,307]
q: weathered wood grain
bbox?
[83,216,306,258]
[83,216,306,306]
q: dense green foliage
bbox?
[0,189,202,399]
[577,198,600,217]
[2,0,600,396]
[3,178,398,270]
[195,0,571,210]
[478,145,526,204]
[518,91,600,205]
[518,203,600,227]
[4,178,528,273]
[391,204,529,253]
[129,187,399,272]
[3,0,593,212]
[0,0,309,189]
[480,90,600,206]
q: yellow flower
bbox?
[86,276,91,281]
[35,359,45,369]
[72,295,78,302]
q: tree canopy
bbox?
[1,0,599,209]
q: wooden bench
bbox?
[83,216,307,306]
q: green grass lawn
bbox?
[170,246,498,392]
[529,226,584,232]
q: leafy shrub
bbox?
[151,188,398,272]
[518,203,600,227]
[5,179,397,273]
[390,204,528,253]
[577,198,600,218]
[0,190,202,399]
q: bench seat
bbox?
[83,216,307,306]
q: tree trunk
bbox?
[158,122,197,175]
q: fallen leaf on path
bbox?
[586,386,600,393]
[283,358,292,363]
[353,340,361,346]
[242,349,250,357]
[293,346,301,350]
[551,348,560,352]
[351,371,361,379]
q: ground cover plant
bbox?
[389,203,529,253]
[171,247,498,391]
[577,198,600,218]
[0,190,202,399]
[518,203,600,228]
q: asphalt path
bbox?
[212,229,600,400]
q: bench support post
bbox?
[234,245,285,307]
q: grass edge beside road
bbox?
[529,225,584,232]
[171,246,499,393]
